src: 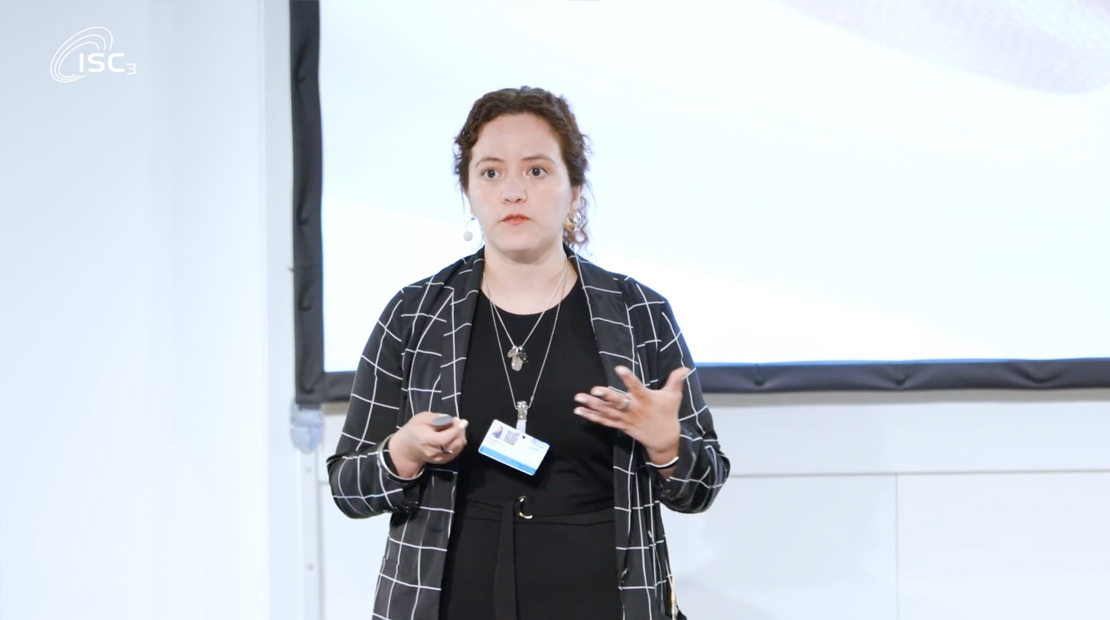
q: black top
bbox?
[442,276,623,619]
[455,276,615,509]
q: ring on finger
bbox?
[616,396,631,411]
[439,444,453,455]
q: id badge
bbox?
[477,419,550,476]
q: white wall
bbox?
[0,1,302,619]
[668,392,1110,620]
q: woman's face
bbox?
[465,113,581,260]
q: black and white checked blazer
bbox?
[327,246,730,620]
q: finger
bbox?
[424,420,469,459]
[601,385,633,405]
[435,425,467,448]
[421,435,459,458]
[573,406,626,430]
[420,418,466,441]
[443,435,467,455]
[576,391,628,415]
[411,439,444,461]
[432,421,468,445]
[427,441,459,462]
[663,367,690,392]
[614,366,649,396]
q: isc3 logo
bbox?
[50,27,137,83]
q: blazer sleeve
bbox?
[326,290,423,518]
[652,299,731,514]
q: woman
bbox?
[327,86,729,620]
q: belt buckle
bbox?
[515,495,533,520]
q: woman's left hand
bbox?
[574,365,689,461]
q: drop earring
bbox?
[564,210,583,233]
[462,216,478,242]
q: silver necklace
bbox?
[486,263,568,434]
[485,259,569,371]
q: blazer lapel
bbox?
[438,250,485,418]
[573,253,637,387]
[572,250,638,579]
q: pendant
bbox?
[508,346,527,371]
[516,400,529,433]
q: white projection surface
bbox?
[319,1,1110,372]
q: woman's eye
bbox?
[528,167,547,177]
[482,169,498,179]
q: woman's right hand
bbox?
[388,412,469,477]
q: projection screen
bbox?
[291,0,1110,404]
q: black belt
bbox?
[457,495,614,620]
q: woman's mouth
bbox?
[502,214,529,224]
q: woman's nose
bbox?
[501,176,526,203]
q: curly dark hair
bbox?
[453,86,592,249]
